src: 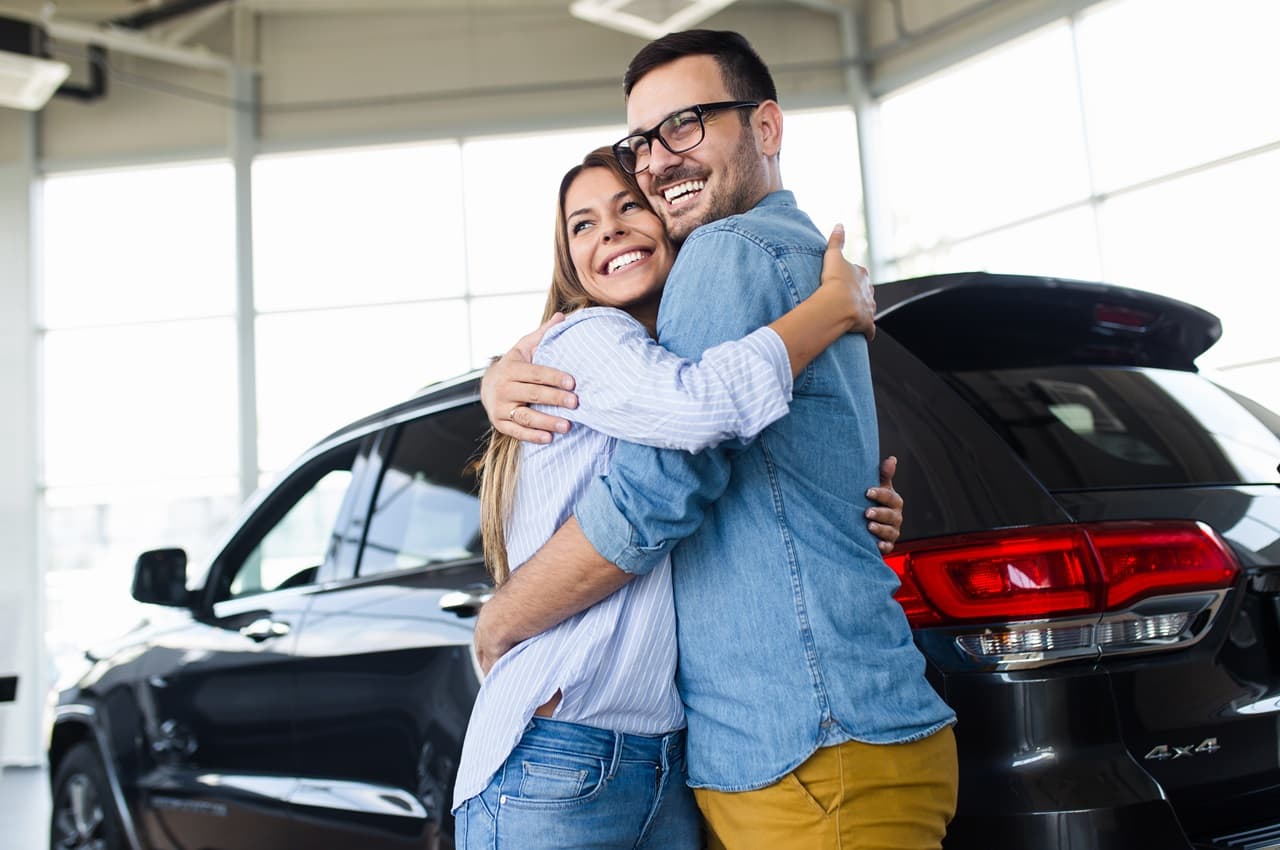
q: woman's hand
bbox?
[819,224,876,340]
[480,313,579,443]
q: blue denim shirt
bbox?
[575,191,956,792]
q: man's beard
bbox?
[664,126,766,245]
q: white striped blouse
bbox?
[451,306,794,811]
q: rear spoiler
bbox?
[875,273,1222,372]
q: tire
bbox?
[49,742,127,850]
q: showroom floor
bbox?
[0,766,49,848]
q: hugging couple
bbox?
[452,28,958,850]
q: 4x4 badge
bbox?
[1144,738,1220,760]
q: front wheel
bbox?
[50,742,126,850]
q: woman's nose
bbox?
[601,223,627,241]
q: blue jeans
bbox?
[456,717,702,850]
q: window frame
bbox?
[199,433,377,613]
[352,401,489,581]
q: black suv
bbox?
[49,273,1280,850]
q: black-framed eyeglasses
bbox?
[612,100,759,175]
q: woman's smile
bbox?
[600,248,654,276]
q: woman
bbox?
[454,147,886,849]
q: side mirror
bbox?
[132,548,191,607]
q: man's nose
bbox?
[647,141,682,179]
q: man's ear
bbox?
[754,100,783,157]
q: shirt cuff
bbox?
[744,326,794,403]
[575,480,669,577]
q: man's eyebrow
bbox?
[567,191,630,221]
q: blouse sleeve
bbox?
[531,307,792,452]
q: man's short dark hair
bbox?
[623,29,778,108]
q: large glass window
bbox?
[461,125,624,297]
[876,0,1278,415]
[254,300,471,474]
[41,162,235,326]
[253,142,467,311]
[1076,0,1280,192]
[879,22,1092,261]
[1096,149,1280,373]
[39,160,240,668]
[783,107,868,263]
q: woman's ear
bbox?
[754,100,783,157]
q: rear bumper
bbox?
[945,801,1192,850]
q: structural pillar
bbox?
[0,112,46,766]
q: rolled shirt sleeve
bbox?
[532,306,793,453]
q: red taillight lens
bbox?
[907,530,1097,622]
[1090,523,1239,610]
[888,522,1238,627]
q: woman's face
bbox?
[564,167,674,326]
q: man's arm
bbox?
[474,517,628,674]
[475,457,905,673]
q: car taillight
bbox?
[1089,523,1237,609]
[886,521,1239,669]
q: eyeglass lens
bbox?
[622,109,705,173]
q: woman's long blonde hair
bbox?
[477,147,656,584]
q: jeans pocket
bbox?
[519,761,588,800]
[499,751,607,810]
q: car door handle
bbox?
[239,618,291,641]
[439,587,493,617]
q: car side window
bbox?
[358,403,488,576]
[216,441,362,602]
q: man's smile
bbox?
[661,179,706,207]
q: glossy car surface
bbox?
[49,273,1280,850]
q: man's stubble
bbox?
[664,123,768,247]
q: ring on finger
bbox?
[508,405,521,422]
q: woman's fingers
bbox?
[826,222,846,253]
[504,362,579,407]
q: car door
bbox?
[288,401,490,850]
[135,435,373,850]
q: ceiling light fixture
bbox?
[0,16,71,111]
[569,0,740,40]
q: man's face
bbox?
[625,55,767,244]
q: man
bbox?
[476,30,957,850]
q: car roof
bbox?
[310,273,1224,451]
[316,369,485,448]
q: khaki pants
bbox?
[693,727,958,850]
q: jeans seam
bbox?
[632,738,674,848]
[607,731,623,780]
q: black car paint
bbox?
[49,274,1280,850]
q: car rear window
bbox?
[945,366,1280,490]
